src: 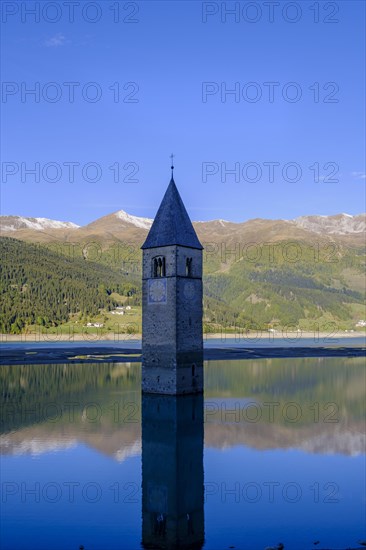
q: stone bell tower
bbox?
[141,165,203,395]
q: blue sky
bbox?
[1,0,365,224]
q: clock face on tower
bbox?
[148,278,167,304]
[183,280,196,300]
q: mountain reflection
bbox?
[0,358,365,458]
[141,393,204,549]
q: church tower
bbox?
[141,167,203,395]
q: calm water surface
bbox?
[1,335,365,350]
[1,358,365,550]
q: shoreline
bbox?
[1,330,365,343]
[1,344,365,366]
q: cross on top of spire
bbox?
[170,153,175,180]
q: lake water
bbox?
[1,335,365,350]
[1,358,365,550]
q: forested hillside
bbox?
[0,237,140,333]
[1,235,365,334]
[203,241,365,330]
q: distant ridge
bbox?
[1,215,365,333]
[293,213,366,235]
[0,215,80,232]
[0,212,365,247]
[1,211,364,232]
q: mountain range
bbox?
[1,210,365,333]
[1,211,365,246]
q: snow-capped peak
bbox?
[0,216,80,232]
[24,217,80,230]
[292,213,365,235]
[115,210,153,230]
[195,218,231,225]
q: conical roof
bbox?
[141,178,203,250]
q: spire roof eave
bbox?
[141,178,203,250]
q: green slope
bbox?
[1,236,365,334]
[0,237,140,333]
[204,241,365,330]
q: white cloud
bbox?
[351,171,366,179]
[45,33,66,47]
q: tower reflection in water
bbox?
[141,393,204,549]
